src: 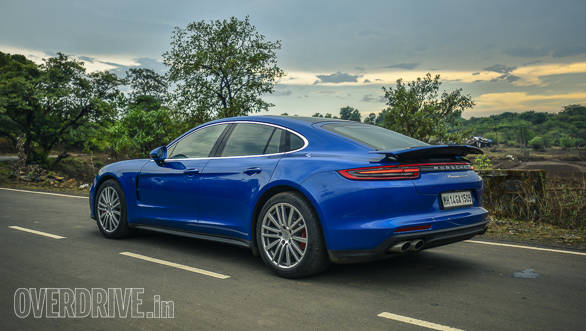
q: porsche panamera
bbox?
[90,116,488,278]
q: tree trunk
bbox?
[51,151,70,168]
[13,135,27,178]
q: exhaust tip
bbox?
[410,239,425,251]
[389,241,411,253]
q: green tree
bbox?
[0,53,41,150]
[125,68,168,103]
[340,106,361,122]
[109,66,182,159]
[163,16,284,124]
[324,113,332,118]
[461,105,585,147]
[364,113,376,125]
[529,136,545,150]
[559,134,577,149]
[109,105,178,159]
[380,73,474,143]
[0,52,123,165]
[312,112,323,117]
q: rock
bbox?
[79,183,89,189]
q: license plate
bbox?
[440,191,473,209]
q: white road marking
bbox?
[120,252,230,279]
[0,187,87,199]
[378,312,464,331]
[9,226,66,239]
[465,240,586,256]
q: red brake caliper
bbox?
[299,228,307,250]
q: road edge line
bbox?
[465,240,586,256]
[378,312,464,331]
[0,187,88,199]
[120,252,230,279]
[9,226,66,239]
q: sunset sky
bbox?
[1,0,585,118]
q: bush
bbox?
[478,170,585,229]
[108,105,180,159]
[559,135,577,149]
[472,154,493,170]
[529,136,545,150]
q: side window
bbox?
[289,133,304,151]
[264,129,283,154]
[221,123,275,157]
[168,124,226,159]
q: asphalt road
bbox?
[1,188,585,330]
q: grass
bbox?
[483,216,586,250]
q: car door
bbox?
[135,123,229,228]
[196,122,294,240]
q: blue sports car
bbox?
[90,116,488,277]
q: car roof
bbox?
[265,115,349,124]
[172,115,371,154]
[210,115,351,128]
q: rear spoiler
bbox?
[369,145,483,160]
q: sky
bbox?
[1,0,585,118]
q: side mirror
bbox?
[150,146,167,165]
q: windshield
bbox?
[322,123,428,150]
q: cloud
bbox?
[270,85,292,96]
[0,46,50,64]
[504,46,550,58]
[108,57,165,77]
[282,69,502,86]
[316,90,336,95]
[361,94,386,103]
[504,45,586,58]
[474,91,586,114]
[511,61,586,86]
[78,55,94,62]
[552,45,586,57]
[501,74,520,82]
[315,71,360,84]
[277,61,586,88]
[483,65,521,83]
[484,64,516,74]
[385,63,419,70]
[0,45,142,73]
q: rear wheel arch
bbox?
[251,184,326,254]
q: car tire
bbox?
[256,192,330,278]
[95,179,131,239]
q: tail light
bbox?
[338,165,420,180]
[338,162,472,181]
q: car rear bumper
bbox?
[328,220,488,263]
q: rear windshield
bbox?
[322,123,428,150]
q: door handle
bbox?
[183,168,200,176]
[244,167,262,175]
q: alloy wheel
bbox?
[261,202,308,269]
[97,186,122,233]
